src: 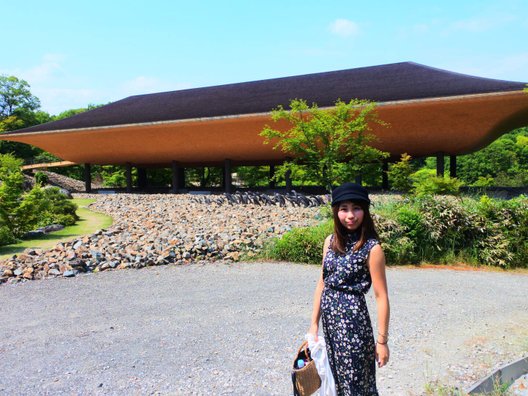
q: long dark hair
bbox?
[330,200,379,254]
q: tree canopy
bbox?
[0,75,42,131]
[260,98,388,191]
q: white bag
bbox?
[305,333,337,396]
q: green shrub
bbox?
[317,203,333,220]
[388,153,414,192]
[42,187,78,225]
[261,220,333,264]
[394,205,427,262]
[263,195,527,268]
[22,187,78,228]
[372,213,416,265]
[13,186,50,236]
[470,175,494,187]
[418,197,476,244]
[102,169,127,188]
[0,154,25,244]
[410,168,435,185]
[413,175,462,196]
[493,170,528,187]
[474,195,528,268]
[34,171,49,186]
[0,154,79,246]
[0,225,17,245]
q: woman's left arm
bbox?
[369,244,390,367]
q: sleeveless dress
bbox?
[321,232,379,396]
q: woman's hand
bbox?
[307,323,319,342]
[375,343,389,368]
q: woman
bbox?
[308,182,390,395]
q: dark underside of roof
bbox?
[11,62,527,134]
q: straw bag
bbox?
[291,340,321,396]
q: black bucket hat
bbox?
[331,182,370,206]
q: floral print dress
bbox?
[321,233,379,396]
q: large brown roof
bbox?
[8,61,526,134]
[2,62,527,166]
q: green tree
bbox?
[457,127,528,186]
[388,153,415,192]
[0,154,25,243]
[34,171,49,186]
[412,175,462,196]
[260,98,388,191]
[52,103,103,121]
[185,167,223,187]
[0,75,41,127]
[0,75,51,161]
[0,153,79,245]
[235,166,270,187]
[413,127,528,187]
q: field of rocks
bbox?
[0,193,323,284]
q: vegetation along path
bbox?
[0,262,526,395]
[0,198,113,260]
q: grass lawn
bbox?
[0,198,113,260]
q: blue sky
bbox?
[2,0,527,114]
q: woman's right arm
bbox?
[308,235,332,341]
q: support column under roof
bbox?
[382,160,389,190]
[269,165,276,189]
[171,161,185,193]
[137,167,147,190]
[450,155,457,178]
[224,159,232,193]
[436,154,445,177]
[84,163,92,193]
[126,163,133,193]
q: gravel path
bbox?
[0,262,526,395]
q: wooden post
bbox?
[178,167,185,190]
[285,169,292,192]
[224,159,232,193]
[137,167,147,190]
[268,165,276,188]
[436,154,445,177]
[171,161,179,193]
[84,163,92,193]
[382,160,389,190]
[284,158,293,192]
[126,162,133,193]
[449,155,457,178]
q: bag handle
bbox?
[296,340,313,362]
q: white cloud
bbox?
[1,59,194,114]
[446,14,516,33]
[487,53,528,81]
[24,53,65,83]
[121,76,163,93]
[329,19,359,38]
[441,53,528,82]
[0,53,65,84]
[32,87,101,115]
